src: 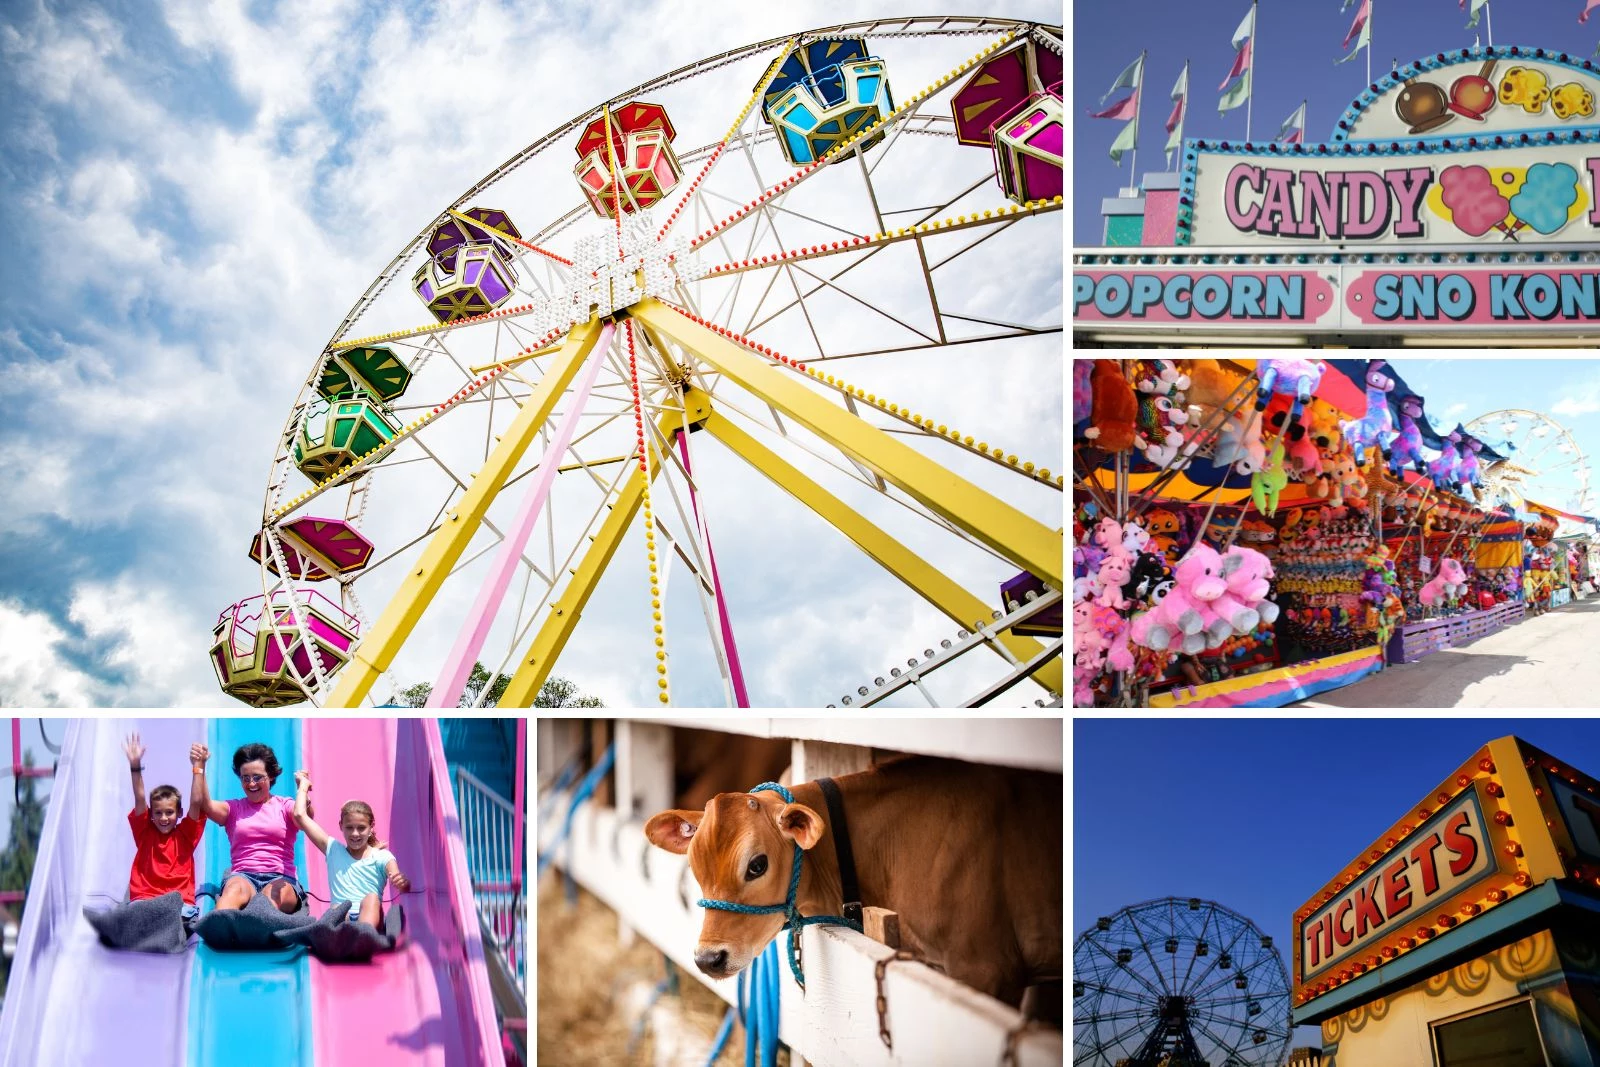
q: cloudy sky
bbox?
[0,1,1063,708]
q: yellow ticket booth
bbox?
[1291,736,1600,1066]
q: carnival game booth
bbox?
[1291,736,1600,1067]
[1074,45,1600,348]
[1071,356,1560,707]
[1074,357,1398,708]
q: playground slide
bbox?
[0,717,499,1066]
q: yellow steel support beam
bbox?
[630,300,1062,588]
[703,407,1062,696]
[325,318,609,707]
[496,398,692,707]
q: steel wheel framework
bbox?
[1074,897,1293,1067]
[246,17,1065,708]
[1464,408,1591,523]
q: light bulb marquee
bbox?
[1292,735,1600,1012]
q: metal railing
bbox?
[455,767,525,992]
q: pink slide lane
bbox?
[302,719,500,1066]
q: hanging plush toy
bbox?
[1145,508,1183,562]
[1420,557,1469,607]
[1455,435,1485,493]
[1212,414,1266,473]
[1340,360,1397,466]
[1251,436,1290,517]
[1255,358,1326,433]
[1428,430,1464,492]
[1390,393,1429,475]
[1185,358,1238,436]
[1085,359,1137,452]
[1073,360,1094,432]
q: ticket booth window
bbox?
[1433,1001,1548,1067]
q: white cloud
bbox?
[0,599,98,707]
[1553,386,1600,419]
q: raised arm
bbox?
[124,734,147,816]
[189,743,229,824]
[385,856,411,893]
[293,771,331,854]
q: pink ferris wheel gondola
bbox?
[248,516,376,582]
[951,41,1063,204]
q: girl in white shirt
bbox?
[293,771,411,925]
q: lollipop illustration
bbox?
[1447,60,1498,121]
[1439,164,1519,239]
[1395,77,1452,134]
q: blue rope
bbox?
[536,742,615,881]
[696,782,861,990]
[704,1005,736,1067]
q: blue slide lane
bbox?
[187,717,314,1065]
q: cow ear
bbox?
[777,803,825,851]
[645,809,703,854]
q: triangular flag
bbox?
[1091,95,1139,121]
[1582,0,1600,24]
[1276,102,1306,143]
[1165,65,1188,166]
[1219,73,1251,113]
[1337,0,1372,64]
[1102,55,1145,102]
[1463,0,1487,29]
[1342,0,1372,49]
[1109,118,1137,164]
[1231,5,1256,49]
[1219,38,1252,90]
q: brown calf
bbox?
[644,756,1061,1007]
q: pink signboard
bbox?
[1073,262,1600,333]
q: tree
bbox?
[391,663,602,708]
[0,750,47,989]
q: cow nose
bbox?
[695,948,729,975]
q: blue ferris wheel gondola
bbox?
[759,38,893,165]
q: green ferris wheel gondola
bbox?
[318,345,413,402]
[292,389,400,483]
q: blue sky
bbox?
[0,2,1062,707]
[1380,359,1600,516]
[1074,716,1600,1044]
[1073,0,1600,240]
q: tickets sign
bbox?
[1072,263,1600,333]
[1184,142,1600,247]
[1298,785,1500,986]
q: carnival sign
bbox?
[1339,52,1600,144]
[1548,775,1600,868]
[1184,141,1600,246]
[1072,262,1600,333]
[1296,784,1502,986]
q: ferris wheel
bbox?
[207,17,1065,709]
[1074,897,1293,1067]
[1464,409,1592,521]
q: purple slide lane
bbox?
[302,718,500,1066]
[0,718,209,1064]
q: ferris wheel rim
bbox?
[246,18,1065,708]
[1073,896,1294,1067]
[1464,407,1590,516]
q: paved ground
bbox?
[1291,596,1600,709]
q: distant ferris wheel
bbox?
[1465,409,1592,521]
[1074,897,1293,1067]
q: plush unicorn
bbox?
[1428,430,1464,491]
[1390,394,1429,474]
[1455,435,1485,491]
[1340,359,1397,466]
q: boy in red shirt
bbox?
[125,732,205,925]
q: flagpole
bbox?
[1128,49,1145,191]
[1485,0,1493,47]
[1245,0,1257,141]
[1367,0,1373,86]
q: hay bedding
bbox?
[537,879,780,1067]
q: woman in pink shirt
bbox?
[192,742,308,914]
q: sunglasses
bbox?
[240,774,270,785]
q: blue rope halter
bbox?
[696,782,862,988]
